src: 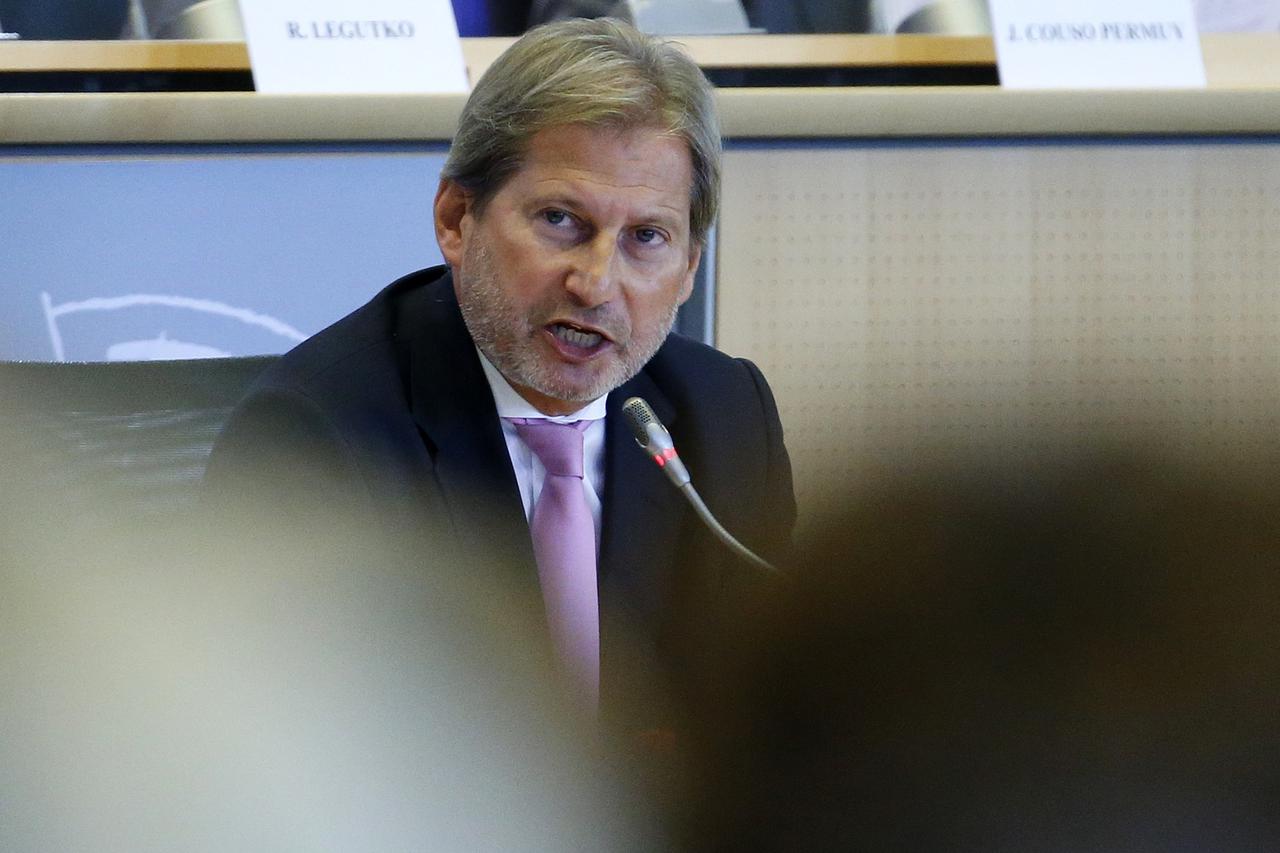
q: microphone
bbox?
[621,397,777,574]
[620,395,691,488]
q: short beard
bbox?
[455,243,679,407]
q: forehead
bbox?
[506,124,694,219]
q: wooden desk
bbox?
[0,34,1276,86]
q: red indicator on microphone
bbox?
[651,447,678,468]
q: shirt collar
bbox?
[476,347,608,423]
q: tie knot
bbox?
[510,418,590,478]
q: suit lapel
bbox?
[402,274,538,594]
[600,370,684,607]
[596,370,688,721]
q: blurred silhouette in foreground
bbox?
[683,437,1280,851]
[0,411,658,852]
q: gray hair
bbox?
[442,17,720,248]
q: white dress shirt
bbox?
[476,350,608,549]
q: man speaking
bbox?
[206,18,795,725]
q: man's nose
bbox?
[563,235,621,307]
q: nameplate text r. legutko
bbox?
[988,0,1206,89]
[239,0,468,94]
[286,20,417,40]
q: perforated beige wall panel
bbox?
[717,143,1280,519]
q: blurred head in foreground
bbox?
[686,440,1280,851]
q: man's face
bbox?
[435,124,701,416]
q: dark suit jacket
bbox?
[205,266,795,728]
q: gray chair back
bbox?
[0,356,277,522]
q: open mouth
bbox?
[550,322,606,350]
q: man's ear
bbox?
[678,242,703,305]
[434,179,471,268]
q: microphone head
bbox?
[621,397,659,448]
[621,396,690,487]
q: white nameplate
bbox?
[988,0,1206,90]
[238,0,469,94]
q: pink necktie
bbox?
[510,418,598,709]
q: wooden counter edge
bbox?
[3,88,1280,146]
[0,35,1275,86]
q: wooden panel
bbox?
[716,142,1280,524]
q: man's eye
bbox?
[543,209,570,226]
[635,227,666,245]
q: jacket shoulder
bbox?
[249,265,449,403]
[204,267,450,512]
[643,333,772,410]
